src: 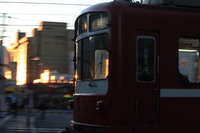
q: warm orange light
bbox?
[33,79,40,83]
[50,75,55,80]
[40,70,50,83]
[5,71,12,79]
[16,43,27,85]
[105,59,109,77]
[82,23,87,30]
[60,76,64,80]
[74,71,78,80]
[16,63,27,85]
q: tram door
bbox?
[135,33,160,127]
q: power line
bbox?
[0,1,91,6]
[7,16,77,22]
[0,13,6,41]
[0,13,77,23]
[0,24,74,28]
[7,13,77,16]
[8,16,42,22]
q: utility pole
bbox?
[0,13,6,44]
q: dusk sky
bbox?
[0,0,112,46]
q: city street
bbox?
[0,110,73,133]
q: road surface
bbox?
[0,110,73,133]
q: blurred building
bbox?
[0,44,10,78]
[9,21,74,85]
[0,43,14,117]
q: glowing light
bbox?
[40,70,50,83]
[105,59,109,77]
[49,85,54,87]
[16,63,27,85]
[74,71,78,80]
[33,79,40,83]
[50,75,55,80]
[60,76,64,80]
[16,43,27,85]
[5,71,12,79]
[82,23,87,30]
[63,94,73,99]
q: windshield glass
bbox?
[76,34,109,80]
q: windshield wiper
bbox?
[88,57,103,87]
[88,68,97,87]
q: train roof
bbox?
[78,0,200,17]
[81,0,200,12]
[142,0,200,8]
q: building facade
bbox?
[9,21,74,85]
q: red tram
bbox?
[66,0,200,132]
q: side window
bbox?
[178,37,200,83]
[136,36,156,82]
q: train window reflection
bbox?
[89,13,108,31]
[76,34,109,80]
[136,36,156,82]
[178,37,200,83]
[77,15,87,35]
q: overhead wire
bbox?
[6,13,77,16]
[0,12,76,27]
[0,13,75,30]
[0,1,91,6]
[0,1,92,43]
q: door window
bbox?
[136,36,156,82]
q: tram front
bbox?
[73,12,110,133]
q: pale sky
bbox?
[0,0,112,46]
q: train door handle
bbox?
[135,99,138,118]
[157,56,160,73]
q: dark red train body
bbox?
[67,0,200,132]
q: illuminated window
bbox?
[50,75,55,80]
[60,76,64,80]
[50,75,56,83]
[5,71,12,79]
[178,37,200,83]
[40,70,50,83]
[33,79,40,83]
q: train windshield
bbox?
[76,34,109,80]
[77,13,108,35]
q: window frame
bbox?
[136,36,156,83]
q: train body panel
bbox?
[70,1,200,133]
